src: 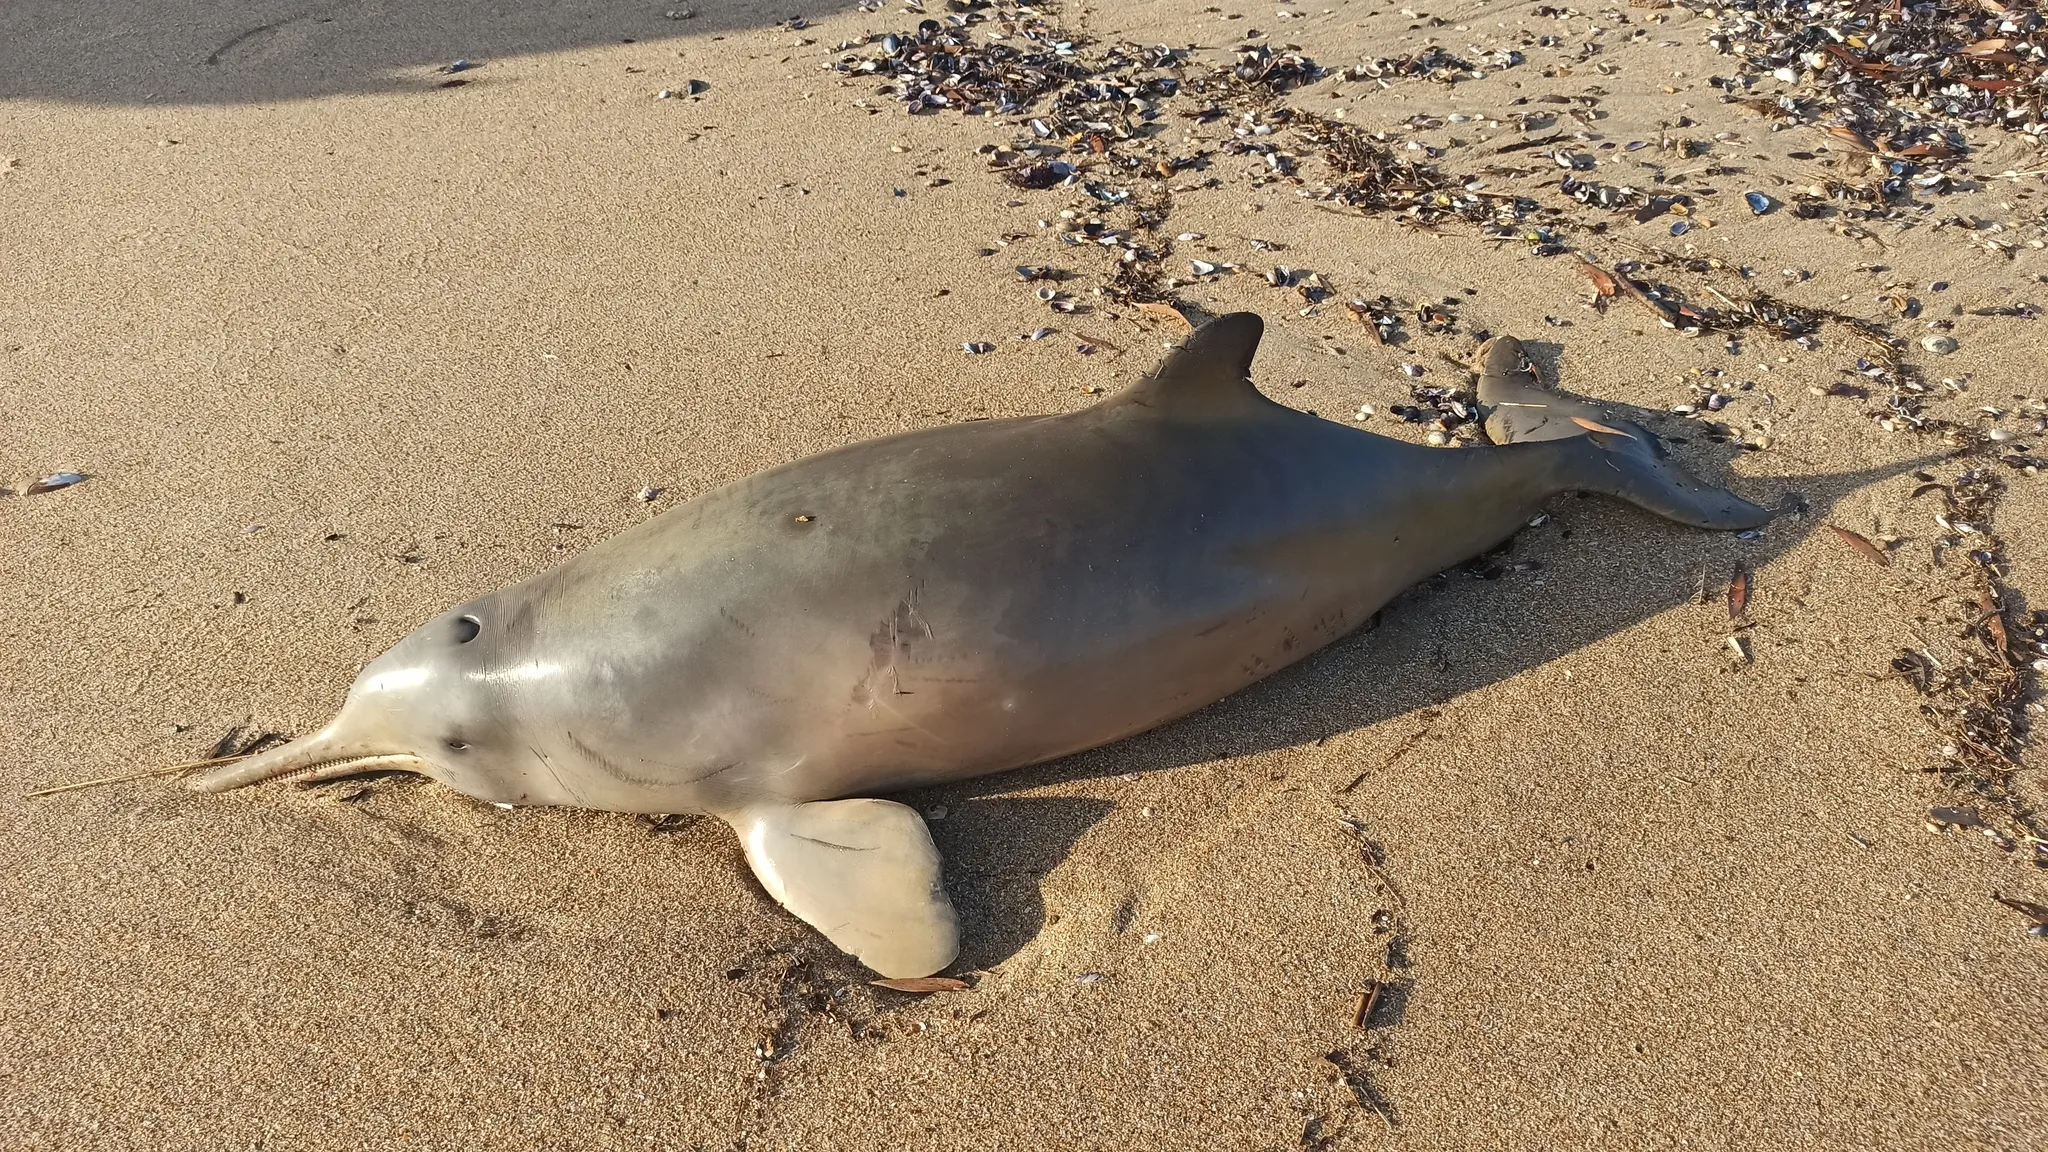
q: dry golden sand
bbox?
[4,1,2046,1148]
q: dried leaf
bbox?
[1135,301,1193,329]
[1824,125,1876,151]
[1728,565,1750,621]
[1826,525,1890,567]
[1979,590,2010,660]
[1575,260,1617,297]
[1569,415,1635,438]
[870,976,969,993]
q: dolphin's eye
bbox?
[454,616,481,643]
[445,739,470,751]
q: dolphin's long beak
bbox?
[185,722,427,792]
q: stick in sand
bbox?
[25,753,252,799]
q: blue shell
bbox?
[1745,191,1773,215]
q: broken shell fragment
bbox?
[25,472,87,495]
[1921,335,1959,354]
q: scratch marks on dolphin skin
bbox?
[853,583,934,705]
[792,834,874,853]
[719,607,758,639]
[564,731,674,789]
[528,744,591,806]
[687,759,745,785]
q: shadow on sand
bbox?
[0,0,871,106]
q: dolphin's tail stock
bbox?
[1474,335,1773,531]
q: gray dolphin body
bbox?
[193,313,1769,976]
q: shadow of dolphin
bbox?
[0,0,859,106]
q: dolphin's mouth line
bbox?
[264,754,428,786]
[189,747,430,792]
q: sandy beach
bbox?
[4,0,2045,1147]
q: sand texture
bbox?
[4,0,2046,1148]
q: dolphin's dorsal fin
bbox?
[1112,312,1274,418]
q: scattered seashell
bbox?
[1190,259,1220,275]
[1021,327,1055,340]
[1401,363,1424,378]
[25,472,86,495]
[1921,335,1959,354]
[1744,191,1774,215]
[635,486,661,502]
[963,342,995,354]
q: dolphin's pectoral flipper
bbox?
[1475,335,1773,532]
[733,799,961,978]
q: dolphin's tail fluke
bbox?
[1476,335,1774,532]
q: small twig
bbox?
[25,753,250,799]
[1487,130,1567,155]
[1352,980,1385,1028]
[1073,329,1125,356]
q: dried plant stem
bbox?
[24,753,250,799]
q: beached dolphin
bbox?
[191,313,1770,976]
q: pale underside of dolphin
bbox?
[190,313,1770,977]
